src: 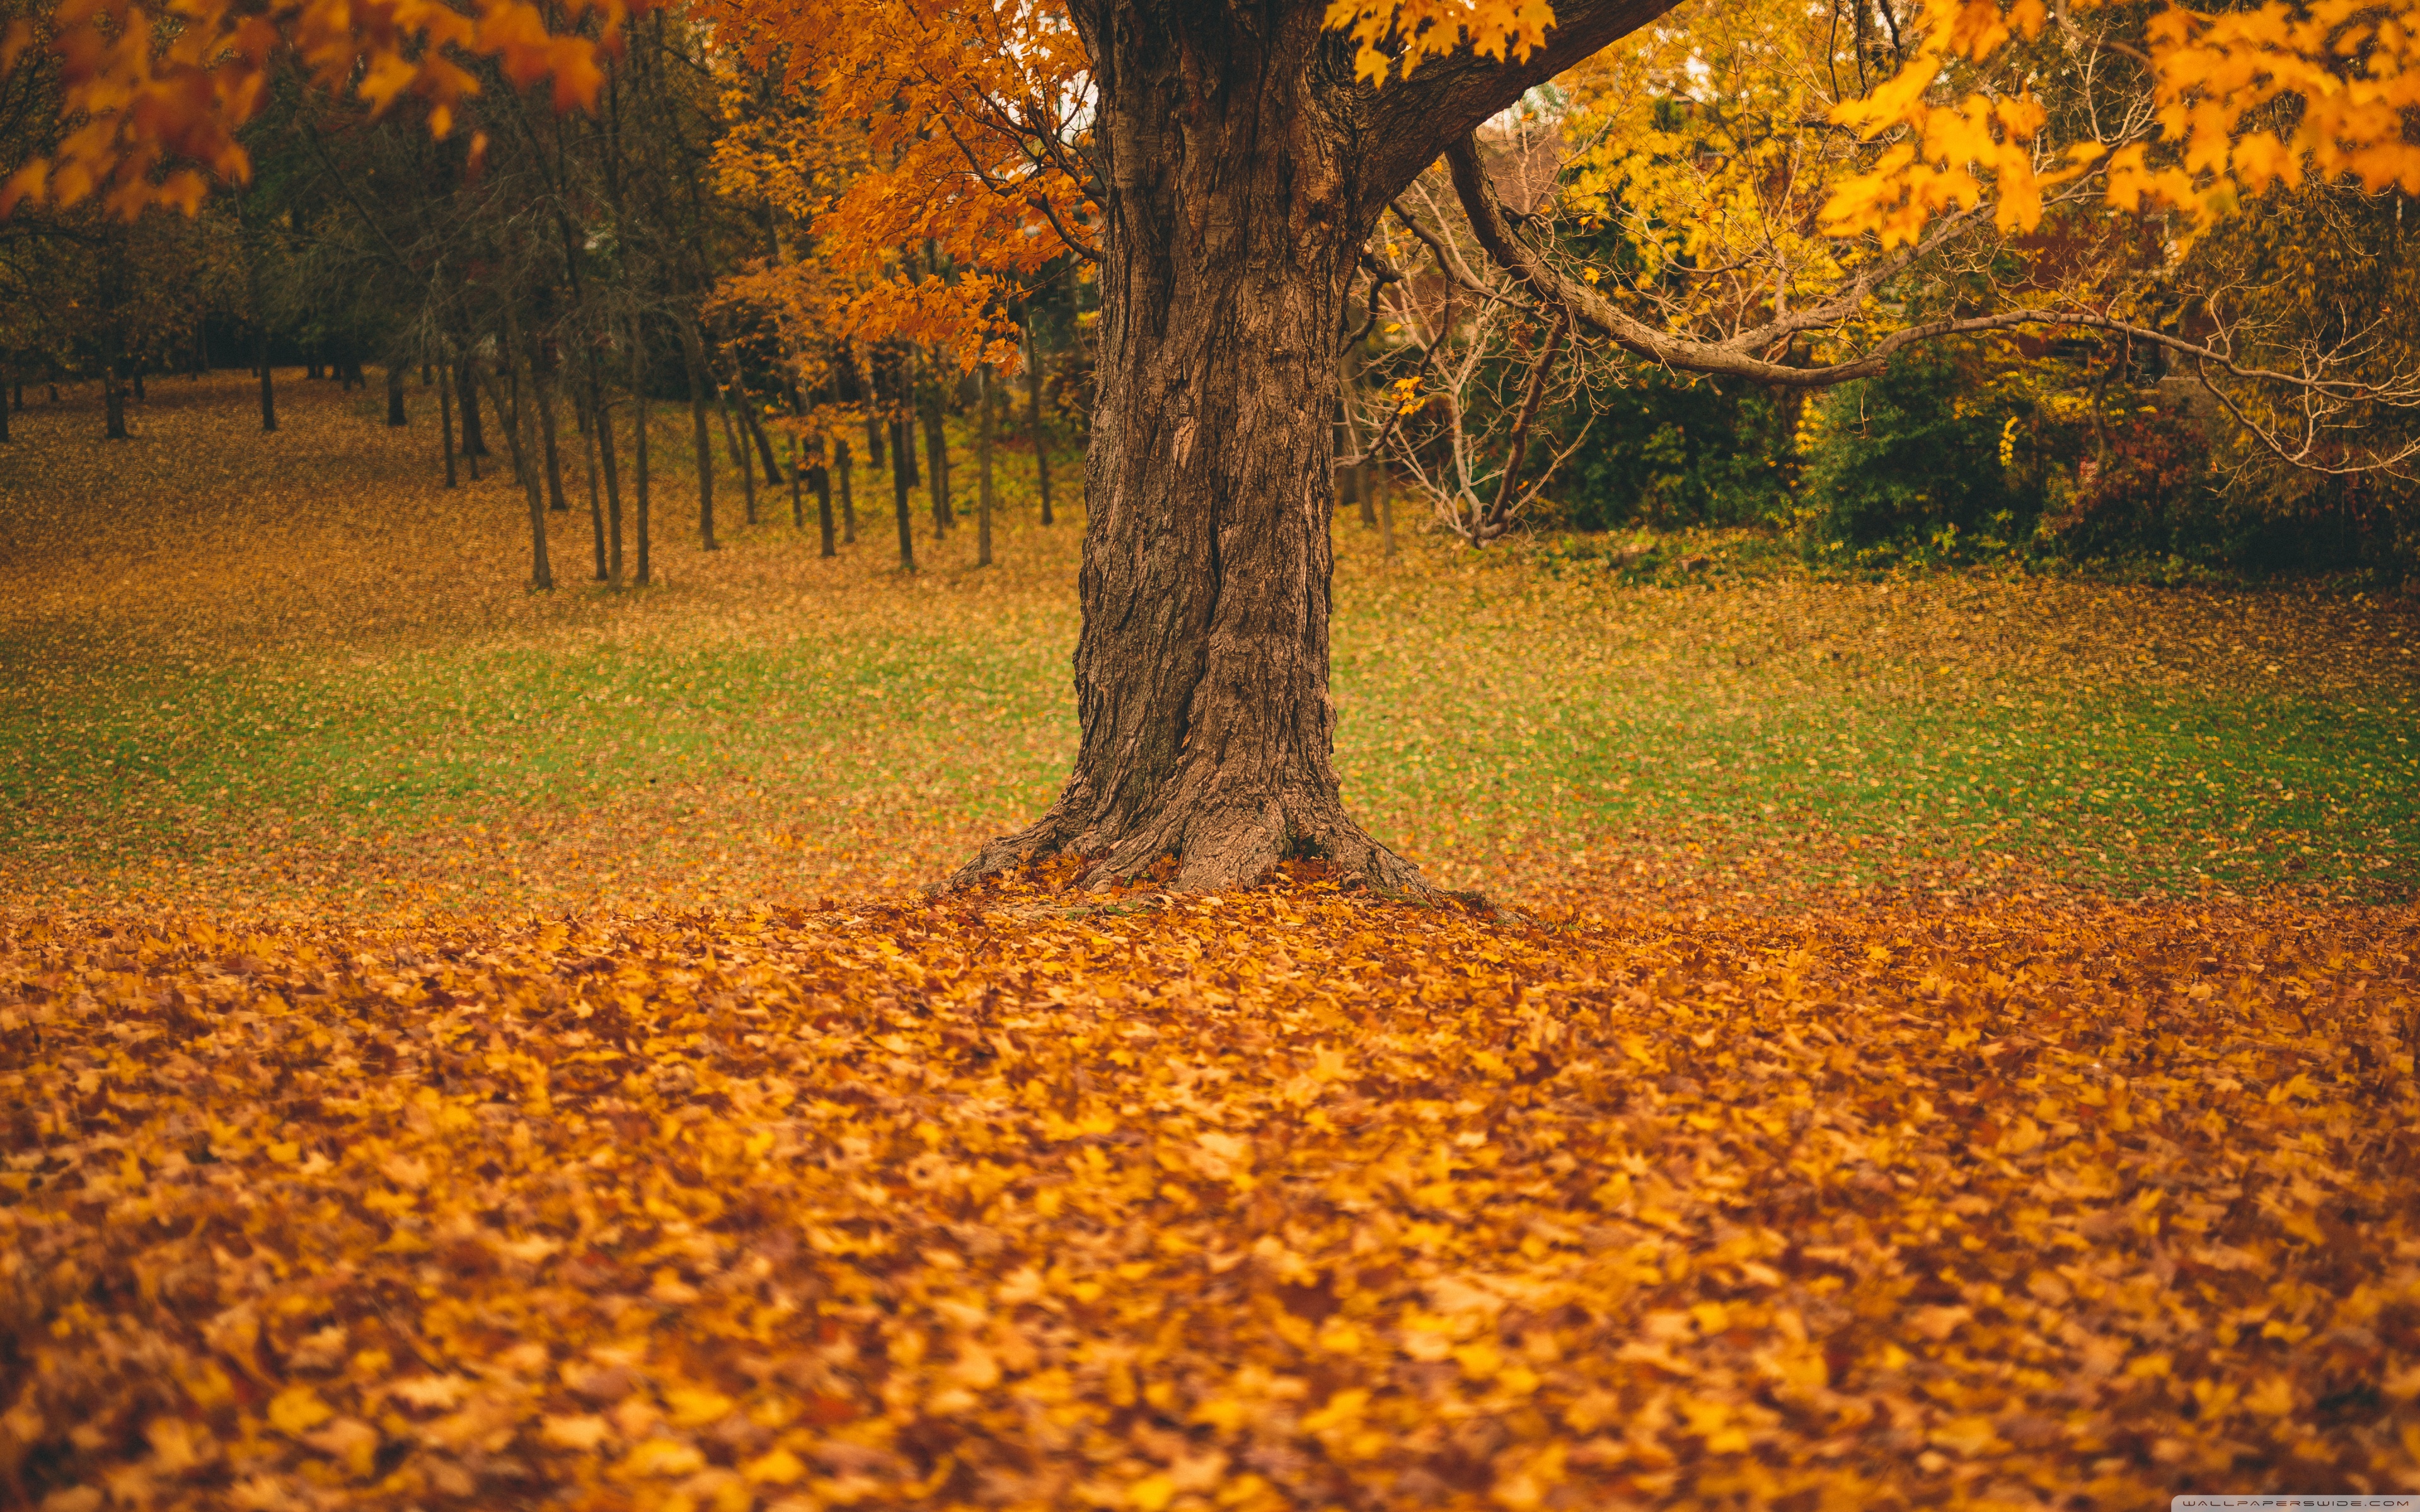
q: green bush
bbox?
[1548,367,1795,532]
[1798,349,2035,561]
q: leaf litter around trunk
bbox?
[4,869,2416,1509]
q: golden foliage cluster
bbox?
[6,871,2417,1509]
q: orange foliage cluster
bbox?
[707,0,1092,379]
[6,874,2416,1509]
[0,0,657,217]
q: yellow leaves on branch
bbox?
[1818,0,2066,248]
[2,0,659,216]
[1821,0,2420,248]
[4,874,2418,1508]
[1324,0,1557,81]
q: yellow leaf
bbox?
[267,1386,333,1437]
[1129,1472,1177,1511]
[744,1447,806,1484]
[541,1414,614,1450]
[664,1387,735,1428]
[618,1439,707,1477]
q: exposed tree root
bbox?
[950,788,1436,898]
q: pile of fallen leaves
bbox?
[4,873,2417,1510]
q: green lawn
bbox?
[3,375,2412,914]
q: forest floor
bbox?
[1,374,2416,1511]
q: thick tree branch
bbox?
[1356,0,1690,206]
[1446,133,2420,408]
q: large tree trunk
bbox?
[954,1,1656,894]
[952,12,1405,893]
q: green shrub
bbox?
[1798,348,2034,561]
[1549,367,1795,533]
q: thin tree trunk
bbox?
[718,376,754,525]
[455,358,487,461]
[386,364,407,427]
[631,318,652,586]
[258,328,277,433]
[595,367,625,588]
[679,324,715,551]
[863,408,884,474]
[103,356,127,440]
[500,326,525,484]
[1478,309,1569,540]
[483,314,551,590]
[789,434,804,528]
[813,447,836,557]
[1024,325,1052,525]
[537,356,570,513]
[837,438,857,544]
[921,377,950,535]
[580,384,608,581]
[976,367,994,568]
[745,399,785,483]
[476,360,535,496]
[1376,457,1397,560]
[439,358,457,486]
[131,365,144,403]
[889,415,915,571]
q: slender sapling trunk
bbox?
[439,360,457,486]
[631,319,652,585]
[976,367,994,568]
[837,438,857,543]
[1024,331,1052,525]
[889,415,915,571]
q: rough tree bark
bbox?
[954,0,1666,894]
